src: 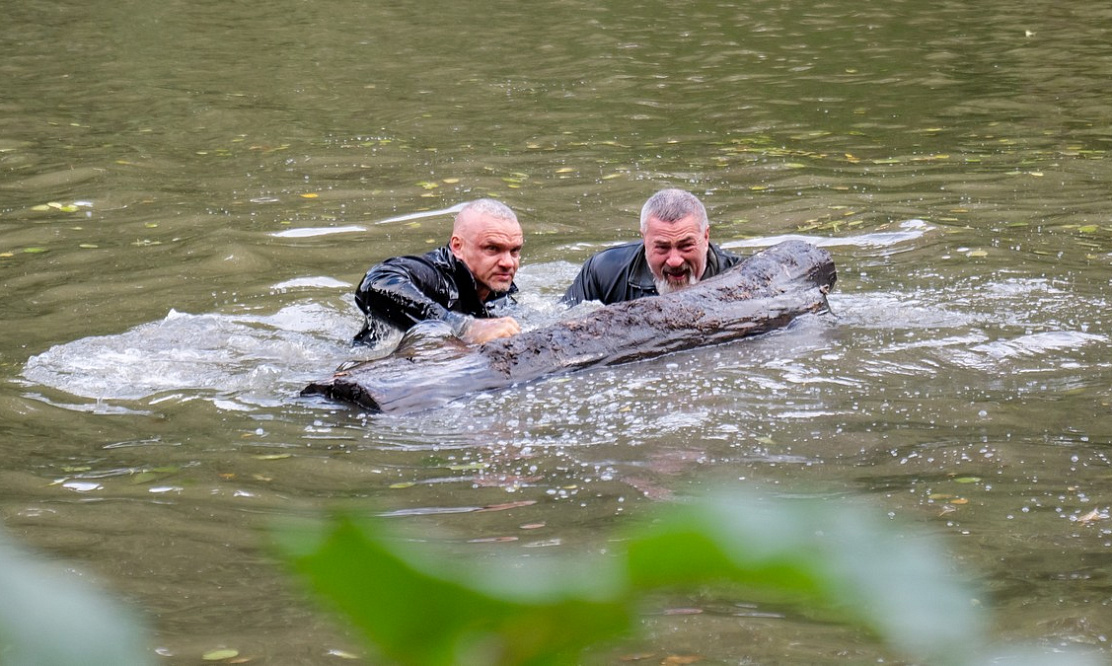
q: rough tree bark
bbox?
[303,240,836,414]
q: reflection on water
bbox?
[724,218,935,250]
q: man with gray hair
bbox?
[354,199,523,347]
[562,188,742,305]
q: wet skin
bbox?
[450,210,524,343]
[642,213,710,292]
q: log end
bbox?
[300,376,384,413]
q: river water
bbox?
[3,0,1112,663]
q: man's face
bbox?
[450,212,524,301]
[642,213,709,294]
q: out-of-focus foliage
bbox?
[0,529,150,666]
[276,491,1104,666]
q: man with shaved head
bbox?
[562,188,742,305]
[353,199,523,347]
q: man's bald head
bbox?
[449,199,523,302]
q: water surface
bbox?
[3,0,1112,663]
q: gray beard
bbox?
[654,273,698,295]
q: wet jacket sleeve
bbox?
[355,256,471,336]
[561,256,597,306]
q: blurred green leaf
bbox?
[0,530,150,666]
[624,494,984,666]
[276,492,1103,666]
[278,515,631,666]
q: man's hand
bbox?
[462,316,521,344]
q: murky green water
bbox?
[3,0,1112,663]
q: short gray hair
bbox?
[639,189,708,234]
[456,198,518,225]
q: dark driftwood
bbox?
[303,240,836,413]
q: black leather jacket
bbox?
[561,241,742,305]
[353,246,518,346]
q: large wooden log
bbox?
[303,240,836,413]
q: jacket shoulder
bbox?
[562,241,647,305]
[710,243,744,271]
[582,241,644,270]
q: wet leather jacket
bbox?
[561,241,742,305]
[353,246,518,346]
